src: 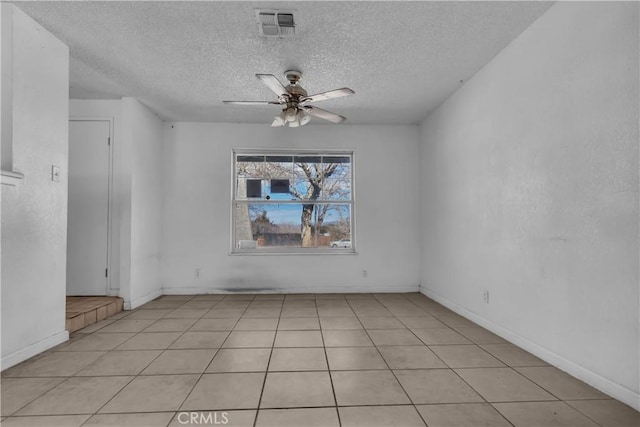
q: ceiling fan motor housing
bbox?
[285,70,302,84]
[284,70,307,101]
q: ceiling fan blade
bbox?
[301,88,354,104]
[256,74,289,97]
[303,106,346,124]
[223,101,281,106]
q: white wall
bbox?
[419,1,639,409]
[69,98,163,309]
[162,123,420,293]
[1,5,69,369]
[123,98,164,307]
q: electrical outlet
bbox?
[483,290,490,304]
[51,165,61,182]
[195,268,201,279]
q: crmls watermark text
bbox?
[177,412,229,425]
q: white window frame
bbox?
[231,148,356,255]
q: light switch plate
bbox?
[51,165,61,182]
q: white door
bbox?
[67,120,110,295]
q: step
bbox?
[66,296,124,333]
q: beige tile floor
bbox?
[2,293,639,427]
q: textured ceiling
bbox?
[13,1,554,125]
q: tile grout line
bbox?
[561,400,609,427]
[317,296,343,427]
[358,294,520,427]
[82,295,202,425]
[175,294,257,426]
[400,295,528,427]
[398,295,518,427]
[5,293,631,426]
[9,295,269,422]
[252,295,283,427]
[77,295,215,425]
[8,301,193,422]
[356,294,430,427]
[2,377,67,418]
[384,297,517,415]
[483,367,606,427]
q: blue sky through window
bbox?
[249,203,349,224]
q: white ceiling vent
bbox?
[255,10,296,38]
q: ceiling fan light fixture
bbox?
[299,109,311,126]
[288,118,300,128]
[273,108,308,128]
[271,111,286,127]
[285,107,297,123]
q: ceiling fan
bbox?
[223,70,354,127]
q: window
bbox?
[232,150,354,254]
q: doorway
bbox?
[67,120,111,295]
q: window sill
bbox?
[1,170,24,186]
[230,248,357,256]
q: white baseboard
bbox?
[125,289,162,310]
[161,284,420,295]
[1,330,69,371]
[420,287,640,411]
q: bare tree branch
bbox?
[322,163,338,180]
[297,162,313,181]
[289,185,304,200]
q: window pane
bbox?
[291,179,319,201]
[292,158,345,200]
[234,203,351,249]
[323,179,351,200]
[265,156,293,180]
[294,155,322,164]
[237,156,264,180]
[323,156,350,164]
[293,157,322,180]
[316,204,351,248]
[323,156,351,180]
[235,203,302,248]
[265,155,293,163]
[238,156,292,181]
[237,155,265,163]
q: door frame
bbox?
[68,117,115,295]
